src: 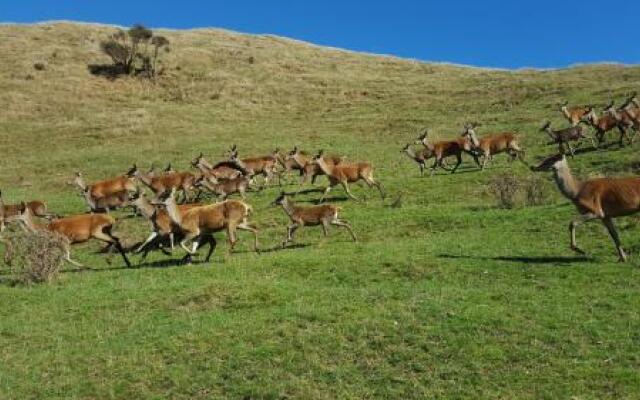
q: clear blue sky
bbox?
[2,0,639,69]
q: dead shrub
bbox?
[522,175,551,206]
[488,173,520,209]
[2,228,67,284]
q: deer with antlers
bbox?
[272,192,356,247]
[581,104,630,147]
[460,123,524,169]
[531,153,640,262]
[153,189,259,263]
[539,121,596,156]
[127,164,197,203]
[414,129,479,174]
[603,99,640,143]
[310,150,384,202]
[558,101,591,127]
[5,202,132,268]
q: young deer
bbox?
[193,174,250,200]
[6,203,131,268]
[539,121,596,156]
[154,189,259,263]
[415,129,478,174]
[287,146,345,186]
[581,105,630,147]
[74,171,138,208]
[460,123,524,169]
[128,164,196,203]
[130,192,202,259]
[311,150,384,202]
[191,153,245,180]
[400,144,435,176]
[531,153,640,262]
[229,145,278,186]
[558,101,590,127]
[273,192,357,247]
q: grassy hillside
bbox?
[1,22,640,399]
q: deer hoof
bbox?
[570,245,586,255]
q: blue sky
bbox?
[2,0,639,69]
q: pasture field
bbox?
[1,23,640,399]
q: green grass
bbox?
[1,22,640,399]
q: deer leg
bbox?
[430,158,440,176]
[419,162,425,177]
[202,234,217,263]
[237,220,259,252]
[318,185,332,203]
[569,213,599,255]
[332,218,357,242]
[451,154,462,173]
[64,247,86,269]
[618,126,627,147]
[93,228,132,268]
[341,182,359,201]
[321,220,330,236]
[283,223,299,247]
[135,231,158,254]
[226,225,238,253]
[602,217,627,262]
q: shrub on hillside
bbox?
[91,24,169,80]
[523,175,551,206]
[488,173,520,209]
[2,227,67,284]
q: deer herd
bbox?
[1,93,640,269]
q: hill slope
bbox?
[1,22,640,399]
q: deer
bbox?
[153,189,259,263]
[5,202,132,268]
[273,148,302,185]
[310,150,384,202]
[539,121,596,156]
[228,145,278,187]
[81,187,134,213]
[531,153,640,262]
[130,192,203,260]
[127,164,197,203]
[603,100,640,144]
[558,101,591,127]
[414,129,479,174]
[460,123,524,169]
[400,144,435,176]
[191,152,245,180]
[272,192,357,248]
[74,171,138,210]
[0,190,56,230]
[581,105,630,147]
[193,174,250,200]
[287,146,346,187]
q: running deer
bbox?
[272,192,357,248]
[193,175,249,200]
[414,129,478,174]
[81,187,133,213]
[558,101,590,127]
[287,146,345,186]
[229,145,278,186]
[604,100,640,143]
[400,144,435,176]
[538,121,596,156]
[6,203,132,268]
[273,148,302,185]
[130,192,202,259]
[311,150,384,202]
[74,171,138,209]
[531,153,640,262]
[128,164,196,202]
[0,190,56,231]
[153,189,259,263]
[581,105,630,147]
[460,123,524,169]
[191,153,245,180]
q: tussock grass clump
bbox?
[488,173,552,208]
[523,175,551,206]
[2,228,66,284]
[488,173,520,209]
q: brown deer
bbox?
[558,101,590,127]
[414,129,478,174]
[130,192,202,259]
[191,153,245,180]
[273,148,302,185]
[6,203,132,268]
[460,123,524,169]
[229,145,278,186]
[400,144,435,176]
[193,174,250,200]
[531,153,640,262]
[538,121,595,157]
[311,150,384,202]
[128,164,196,203]
[581,105,630,147]
[74,171,138,207]
[272,192,357,247]
[287,146,345,186]
[81,187,134,213]
[153,189,259,263]
[0,190,56,230]
[604,100,640,143]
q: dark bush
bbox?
[33,62,46,71]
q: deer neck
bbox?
[83,191,97,210]
[292,153,307,168]
[280,198,296,218]
[543,128,555,140]
[403,147,417,161]
[561,106,570,119]
[134,197,155,219]
[551,162,581,201]
[421,138,434,151]
[468,131,480,147]
[75,176,87,191]
[163,198,182,226]
[136,172,153,187]
[314,157,333,176]
[21,209,42,233]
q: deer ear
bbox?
[19,201,26,213]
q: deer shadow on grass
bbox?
[438,253,594,265]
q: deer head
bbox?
[530,153,565,172]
